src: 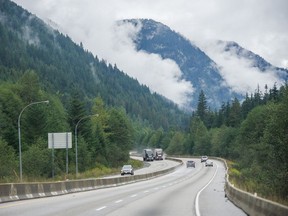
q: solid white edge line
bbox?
[195,162,219,216]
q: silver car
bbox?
[205,160,213,167]
[201,156,208,162]
[186,160,196,168]
[121,165,134,175]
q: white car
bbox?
[121,165,134,175]
[205,160,213,167]
[201,156,208,162]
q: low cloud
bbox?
[18,1,195,107]
[198,41,284,94]
[111,21,194,106]
[11,0,288,105]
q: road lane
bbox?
[198,160,246,216]
[103,156,179,179]
[0,158,246,216]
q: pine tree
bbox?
[196,90,207,122]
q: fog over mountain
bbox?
[198,40,287,95]
[11,0,288,109]
[116,19,287,109]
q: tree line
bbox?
[130,83,288,204]
[0,71,133,181]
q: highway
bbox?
[0,158,246,216]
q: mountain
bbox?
[0,0,188,130]
[216,40,287,79]
[119,19,236,109]
[118,19,287,109]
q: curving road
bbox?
[0,158,246,216]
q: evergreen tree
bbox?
[166,131,185,155]
[105,108,133,166]
[17,70,41,103]
[269,83,279,101]
[228,97,241,127]
[196,90,207,122]
[0,138,17,180]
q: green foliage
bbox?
[165,132,185,155]
[22,138,51,178]
[77,136,93,172]
[186,85,288,203]
[0,1,188,131]
[0,138,17,180]
[0,70,138,181]
[196,90,207,122]
[17,70,41,102]
[78,164,118,179]
[236,105,270,168]
[105,108,133,167]
[189,116,210,155]
[0,83,22,150]
[147,128,164,148]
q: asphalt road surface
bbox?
[0,158,246,216]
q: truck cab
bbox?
[143,149,154,161]
[153,148,163,160]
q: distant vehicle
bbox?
[121,165,134,175]
[153,148,164,160]
[201,156,208,162]
[205,160,213,167]
[186,160,195,168]
[143,149,154,161]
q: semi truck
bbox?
[143,149,154,161]
[153,148,164,160]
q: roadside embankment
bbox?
[217,157,288,216]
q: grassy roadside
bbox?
[0,158,144,184]
[226,160,288,206]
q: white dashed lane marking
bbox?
[96,206,107,211]
[94,174,193,213]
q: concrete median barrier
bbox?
[0,158,182,203]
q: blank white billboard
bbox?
[48,132,72,149]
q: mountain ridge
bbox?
[118,18,287,109]
[0,0,188,130]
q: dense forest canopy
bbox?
[0,0,287,204]
[0,0,188,131]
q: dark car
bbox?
[186,160,195,168]
[121,165,134,175]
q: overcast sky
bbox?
[12,0,288,106]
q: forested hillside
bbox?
[0,0,188,181]
[186,86,288,204]
[0,0,188,131]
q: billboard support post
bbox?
[48,132,72,178]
